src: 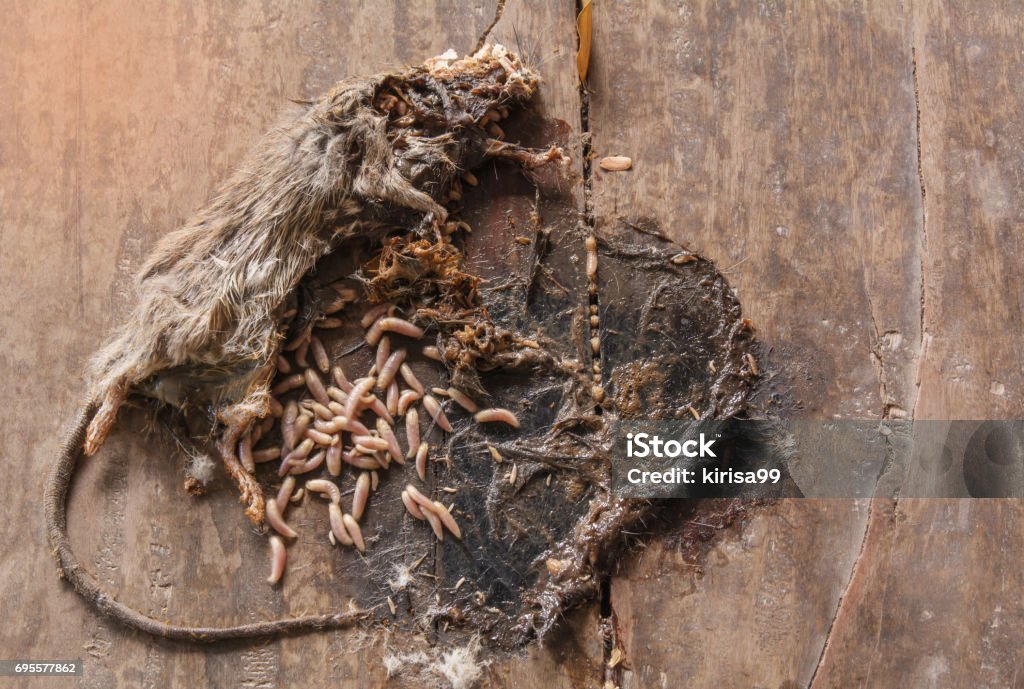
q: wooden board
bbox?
[811,2,1024,685]
[588,1,1021,687]
[2,1,1022,687]
[0,2,601,688]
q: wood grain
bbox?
[610,500,872,687]
[910,0,1024,422]
[3,0,1023,686]
[588,0,923,419]
[0,2,598,688]
[811,2,1024,686]
[588,1,933,687]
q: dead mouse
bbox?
[45,41,567,642]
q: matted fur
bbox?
[90,46,537,408]
[81,45,562,523]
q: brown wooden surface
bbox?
[1,1,1022,688]
[811,2,1024,686]
[0,2,599,688]
[587,1,1023,688]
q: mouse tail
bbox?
[44,399,373,642]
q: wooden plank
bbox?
[812,2,1024,685]
[611,501,872,685]
[7,0,1021,685]
[589,0,923,418]
[809,499,1024,688]
[587,1,922,686]
[910,0,1024,421]
[0,2,597,688]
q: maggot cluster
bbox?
[254,286,522,586]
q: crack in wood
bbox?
[866,290,899,418]
[910,42,930,423]
[812,34,934,684]
[570,0,618,680]
[806,499,877,689]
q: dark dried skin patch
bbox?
[240,187,760,653]
[349,226,759,650]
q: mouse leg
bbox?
[216,390,273,524]
[84,378,128,456]
[352,163,449,226]
[483,140,568,169]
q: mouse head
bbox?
[424,42,539,110]
[359,43,556,221]
[370,43,539,133]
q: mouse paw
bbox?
[84,379,128,456]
